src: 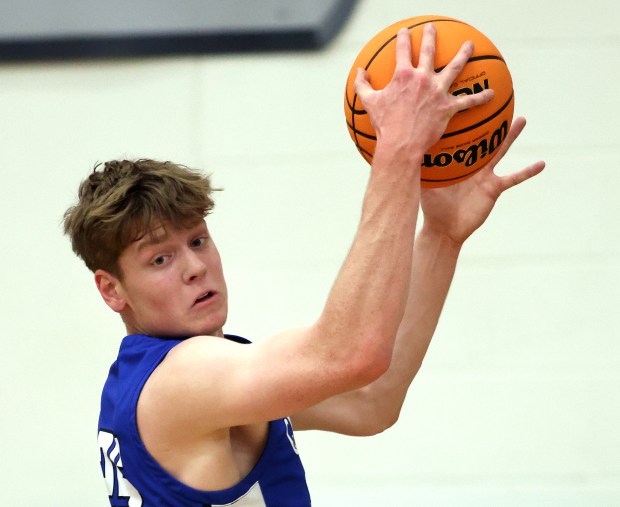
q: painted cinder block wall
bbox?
[0,0,617,505]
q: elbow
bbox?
[348,339,392,387]
[353,418,398,437]
[365,399,403,436]
[349,399,401,437]
[311,320,394,390]
[374,408,400,434]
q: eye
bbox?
[191,236,208,248]
[152,254,169,266]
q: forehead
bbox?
[131,218,207,251]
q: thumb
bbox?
[354,68,374,102]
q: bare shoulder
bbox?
[138,335,243,431]
[134,336,239,485]
[138,326,372,441]
[136,336,271,489]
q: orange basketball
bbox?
[344,15,514,188]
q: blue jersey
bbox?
[98,333,311,506]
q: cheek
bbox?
[132,276,175,311]
[215,263,227,290]
[209,252,225,280]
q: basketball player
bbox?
[64,26,544,505]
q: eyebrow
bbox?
[134,229,169,253]
[133,221,208,253]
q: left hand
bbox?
[355,26,495,160]
[420,116,545,245]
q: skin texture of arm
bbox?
[292,117,545,435]
[137,25,495,435]
[117,25,512,490]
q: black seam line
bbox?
[422,166,484,183]
[363,19,466,72]
[346,53,506,115]
[441,91,513,138]
[435,54,505,72]
[357,145,373,158]
[348,90,513,143]
[346,95,367,114]
[347,121,376,140]
[349,18,466,150]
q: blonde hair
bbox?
[63,159,217,276]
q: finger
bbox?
[416,24,436,71]
[500,160,545,190]
[394,27,413,70]
[354,67,374,101]
[452,88,495,114]
[439,40,474,86]
[489,117,546,190]
[483,116,527,171]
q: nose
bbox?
[183,250,207,283]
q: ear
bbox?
[95,269,127,313]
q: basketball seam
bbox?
[442,91,513,138]
[421,165,483,183]
[345,17,512,185]
[434,54,505,72]
[362,18,470,73]
[346,54,507,116]
[348,88,513,144]
[348,18,469,149]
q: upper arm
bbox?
[138,328,381,435]
[290,385,394,436]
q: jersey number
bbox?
[98,430,143,507]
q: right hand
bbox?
[354,25,495,158]
[420,116,545,246]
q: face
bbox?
[97,219,228,338]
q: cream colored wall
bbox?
[0,0,618,505]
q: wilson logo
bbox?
[423,120,509,169]
[451,76,489,97]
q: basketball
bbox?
[344,15,514,188]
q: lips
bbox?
[194,291,215,305]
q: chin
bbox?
[196,313,227,338]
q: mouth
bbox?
[194,291,216,305]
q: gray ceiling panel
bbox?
[0,0,358,61]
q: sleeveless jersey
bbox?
[98,333,311,506]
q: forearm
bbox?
[399,224,461,366]
[293,115,544,434]
[297,24,495,405]
[292,225,461,434]
[361,224,462,422]
[315,149,422,378]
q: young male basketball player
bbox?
[64,26,544,505]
